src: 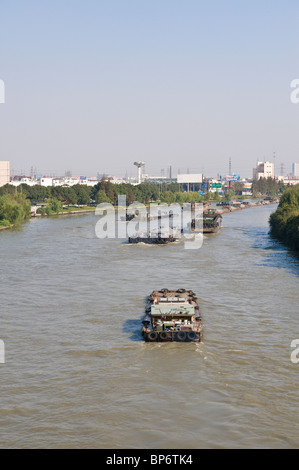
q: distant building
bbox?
[110,177,130,185]
[10,177,36,187]
[0,161,10,187]
[292,163,299,177]
[253,161,274,180]
[40,177,53,187]
[44,176,99,187]
[280,178,299,186]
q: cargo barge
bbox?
[191,209,222,234]
[202,209,222,233]
[128,222,181,245]
[142,289,202,342]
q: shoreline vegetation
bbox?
[269,186,299,251]
[35,203,96,217]
[0,177,285,231]
[0,193,31,230]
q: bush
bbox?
[0,219,11,227]
[269,186,299,251]
[0,194,31,225]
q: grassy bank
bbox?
[36,202,96,216]
[269,185,299,251]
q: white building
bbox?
[52,177,79,187]
[292,163,299,177]
[78,179,98,186]
[109,177,127,185]
[40,177,53,187]
[253,161,275,180]
[10,177,37,187]
[52,177,98,187]
[40,177,99,187]
[0,161,10,187]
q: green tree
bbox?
[95,189,110,204]
[0,194,31,226]
[231,182,244,195]
[213,191,221,202]
[105,181,115,204]
[0,184,17,196]
[127,187,134,205]
[160,191,175,204]
[269,185,299,250]
[72,184,91,205]
[223,189,235,202]
[50,198,62,213]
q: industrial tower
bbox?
[134,161,145,184]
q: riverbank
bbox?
[26,198,279,220]
[215,199,278,215]
[31,206,96,218]
[269,186,299,251]
[0,198,278,231]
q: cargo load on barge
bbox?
[191,209,222,234]
[142,289,202,342]
[128,215,181,244]
[128,233,178,244]
[202,209,222,233]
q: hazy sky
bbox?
[0,0,299,178]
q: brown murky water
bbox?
[0,204,299,448]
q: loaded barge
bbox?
[142,289,202,342]
[191,209,222,234]
[203,209,222,233]
[128,213,180,244]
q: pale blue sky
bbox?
[0,0,299,178]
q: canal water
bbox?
[0,204,299,449]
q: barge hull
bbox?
[129,236,177,244]
[143,330,201,342]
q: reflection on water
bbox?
[241,206,299,277]
[258,246,299,277]
[123,318,143,342]
[0,205,299,449]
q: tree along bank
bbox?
[269,185,299,251]
[1,175,286,207]
[0,193,31,229]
